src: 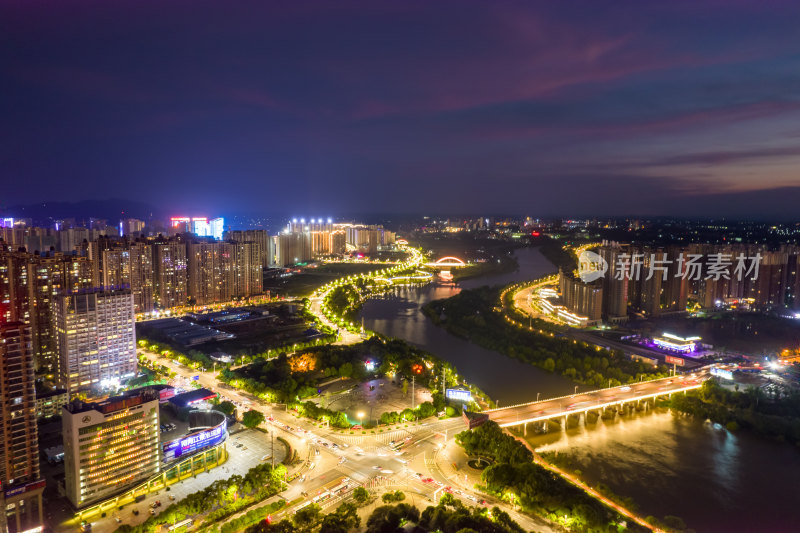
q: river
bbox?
[359,246,575,405]
[358,245,800,532]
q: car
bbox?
[149,509,155,515]
[315,449,320,456]
[114,517,122,524]
[351,425,362,430]
[620,386,631,392]
[373,465,382,470]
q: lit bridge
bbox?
[424,256,468,268]
[485,372,708,433]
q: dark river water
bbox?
[359,246,800,532]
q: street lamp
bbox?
[357,411,364,426]
[574,385,579,395]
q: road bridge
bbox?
[486,372,708,433]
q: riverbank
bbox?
[423,285,669,388]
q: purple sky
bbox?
[4,0,800,217]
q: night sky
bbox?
[4,1,800,218]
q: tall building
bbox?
[0,323,44,533]
[62,390,160,509]
[119,218,145,237]
[28,252,94,373]
[0,247,31,325]
[232,242,263,298]
[225,230,271,269]
[153,241,188,309]
[54,288,137,394]
[276,232,312,266]
[626,245,688,317]
[187,242,235,305]
[97,242,154,314]
[597,242,628,322]
[559,271,603,324]
[129,241,155,313]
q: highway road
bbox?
[137,348,557,531]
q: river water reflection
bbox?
[531,409,800,532]
[359,245,800,532]
[359,246,575,404]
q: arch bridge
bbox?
[424,256,468,268]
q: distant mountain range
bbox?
[1,199,164,225]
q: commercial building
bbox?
[54,288,137,395]
[62,390,161,509]
[0,323,44,533]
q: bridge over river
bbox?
[485,371,709,432]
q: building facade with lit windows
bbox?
[62,390,161,509]
[225,229,272,269]
[54,288,137,395]
[152,240,188,309]
[0,322,44,533]
[187,242,235,305]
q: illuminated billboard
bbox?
[162,419,227,461]
[446,389,472,402]
[710,367,734,380]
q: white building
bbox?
[55,288,137,395]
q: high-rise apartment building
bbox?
[98,242,155,314]
[62,390,160,509]
[225,230,271,269]
[559,271,603,324]
[276,232,312,266]
[597,242,628,322]
[54,288,137,394]
[232,242,263,298]
[0,323,44,533]
[0,247,31,325]
[153,241,188,309]
[28,252,94,372]
[187,242,235,305]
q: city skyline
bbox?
[5,1,800,217]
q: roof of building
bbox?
[168,388,217,408]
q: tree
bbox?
[319,502,360,533]
[216,401,236,417]
[366,504,419,533]
[352,487,369,504]
[242,409,265,429]
[293,504,322,532]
